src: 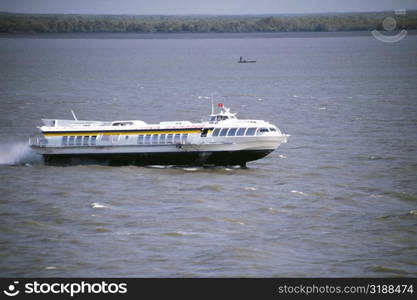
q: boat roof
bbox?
[39,104,275,132]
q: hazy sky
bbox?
[1,0,416,15]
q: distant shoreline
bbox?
[1,11,417,36]
[1,31,416,39]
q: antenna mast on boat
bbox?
[211,94,214,115]
[71,110,78,120]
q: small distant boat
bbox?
[238,57,256,63]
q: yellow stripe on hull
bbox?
[43,130,203,137]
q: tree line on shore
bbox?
[0,11,416,34]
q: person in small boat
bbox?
[239,56,243,62]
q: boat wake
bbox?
[0,142,43,165]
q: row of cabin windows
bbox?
[137,133,188,145]
[61,134,189,146]
[100,135,122,142]
[62,136,97,146]
[211,127,277,137]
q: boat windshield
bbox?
[209,115,232,122]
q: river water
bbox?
[0,32,416,277]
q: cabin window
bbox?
[269,127,277,131]
[61,136,68,146]
[159,134,166,144]
[144,134,152,144]
[200,128,208,137]
[219,128,229,136]
[236,128,246,136]
[217,116,228,121]
[91,136,97,145]
[257,128,270,135]
[83,136,89,145]
[181,133,188,143]
[246,128,257,136]
[228,128,238,136]
[112,135,119,143]
[112,121,133,126]
[212,128,221,137]
[68,136,75,146]
[166,134,173,144]
[151,134,159,144]
[75,136,82,146]
[101,135,110,142]
[137,135,144,144]
[174,134,181,143]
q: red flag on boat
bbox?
[217,103,223,107]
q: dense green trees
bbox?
[0,11,416,34]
